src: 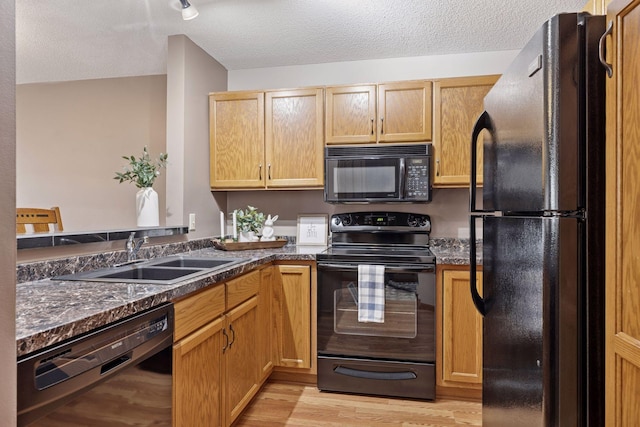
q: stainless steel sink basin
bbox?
[53,256,246,285]
[147,258,235,269]
[97,266,204,281]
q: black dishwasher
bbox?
[17,303,174,427]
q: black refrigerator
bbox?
[469,13,605,427]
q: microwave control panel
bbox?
[405,158,431,200]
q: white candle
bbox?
[220,211,225,239]
[232,211,237,240]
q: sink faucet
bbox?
[126,232,148,262]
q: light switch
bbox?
[189,213,196,231]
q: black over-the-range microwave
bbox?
[324,143,432,203]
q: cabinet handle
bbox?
[436,159,440,177]
[259,164,262,180]
[370,118,374,135]
[268,163,271,180]
[599,20,613,78]
[380,117,384,134]
[229,324,236,348]
[222,328,229,353]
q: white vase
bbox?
[136,187,159,227]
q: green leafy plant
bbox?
[114,146,168,188]
[234,205,266,233]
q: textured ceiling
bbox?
[16,0,588,84]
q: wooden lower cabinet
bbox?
[172,263,315,426]
[172,270,265,427]
[272,264,312,369]
[258,266,275,381]
[173,317,224,427]
[224,296,260,425]
[436,265,483,400]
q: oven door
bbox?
[317,262,435,363]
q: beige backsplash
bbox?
[225,187,479,239]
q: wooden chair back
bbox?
[16,207,64,234]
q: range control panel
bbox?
[330,212,431,232]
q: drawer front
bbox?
[227,270,260,310]
[173,284,226,341]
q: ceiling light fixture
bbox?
[179,0,199,21]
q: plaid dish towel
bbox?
[358,264,385,323]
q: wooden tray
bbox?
[212,239,288,251]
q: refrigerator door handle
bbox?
[470,110,492,213]
[469,214,486,316]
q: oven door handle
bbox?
[318,263,434,273]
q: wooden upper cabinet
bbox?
[433,75,499,188]
[209,92,265,189]
[325,85,377,144]
[210,88,324,190]
[325,81,432,144]
[378,81,432,143]
[605,0,640,425]
[265,88,324,188]
[582,0,612,14]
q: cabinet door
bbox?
[378,81,432,143]
[225,296,259,425]
[605,1,640,425]
[433,75,499,187]
[209,92,265,189]
[273,265,311,368]
[325,85,377,144]
[583,0,612,13]
[436,266,482,398]
[265,88,324,188]
[258,267,274,381]
[173,317,224,427]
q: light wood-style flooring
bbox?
[234,381,482,426]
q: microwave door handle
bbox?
[399,158,406,199]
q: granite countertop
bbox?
[430,238,482,266]
[16,244,320,358]
[16,238,477,358]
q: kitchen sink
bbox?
[97,266,204,281]
[147,258,234,269]
[53,256,246,285]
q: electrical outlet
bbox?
[189,213,196,231]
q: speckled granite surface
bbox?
[430,238,482,266]
[16,237,475,358]
[16,242,317,357]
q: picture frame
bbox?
[296,214,329,246]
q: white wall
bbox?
[0,0,16,422]
[226,50,516,238]
[228,50,519,90]
[166,35,228,239]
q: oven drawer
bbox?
[317,356,435,400]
